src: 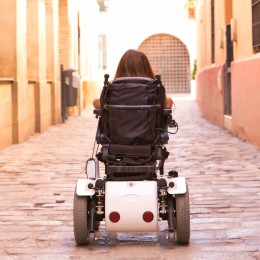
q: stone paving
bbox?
[0,99,259,260]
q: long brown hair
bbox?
[114,49,155,79]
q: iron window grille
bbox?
[252,0,260,52]
[211,0,215,63]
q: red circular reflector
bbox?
[109,211,120,223]
[143,211,154,223]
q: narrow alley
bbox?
[0,99,259,260]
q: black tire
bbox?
[73,186,89,245]
[175,182,190,244]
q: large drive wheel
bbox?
[175,182,190,244]
[73,186,89,245]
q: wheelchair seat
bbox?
[94,75,173,181]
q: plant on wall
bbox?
[191,60,197,80]
[185,0,196,19]
[186,0,196,8]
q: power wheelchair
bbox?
[73,75,190,245]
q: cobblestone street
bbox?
[0,99,259,260]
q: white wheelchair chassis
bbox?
[73,162,190,245]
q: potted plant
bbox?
[185,0,196,19]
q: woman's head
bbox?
[115,49,155,79]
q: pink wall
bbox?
[196,65,224,127]
[232,56,260,147]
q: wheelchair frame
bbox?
[73,75,190,245]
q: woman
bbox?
[93,49,173,109]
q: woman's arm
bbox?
[165,96,174,109]
[93,98,100,109]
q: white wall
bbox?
[96,0,197,79]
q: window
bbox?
[211,0,215,63]
[252,0,260,52]
[99,35,107,70]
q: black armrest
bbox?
[163,109,172,116]
[93,109,101,116]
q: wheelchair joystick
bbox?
[168,170,178,177]
[104,74,110,86]
[155,74,161,81]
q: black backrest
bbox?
[100,77,165,145]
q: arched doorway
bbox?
[139,34,190,94]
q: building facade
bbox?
[0,0,100,150]
[0,0,196,150]
[103,0,197,95]
[195,0,260,147]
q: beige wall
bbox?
[27,82,36,136]
[205,0,253,62]
[59,0,69,69]
[46,0,54,80]
[232,0,253,60]
[46,0,60,125]
[214,0,226,65]
[0,81,13,150]
[17,0,27,81]
[0,0,81,149]
[196,0,254,67]
[0,1,16,78]
[64,0,101,110]
[27,0,38,80]
[14,0,30,144]
[196,0,213,69]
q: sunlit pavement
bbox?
[0,98,259,260]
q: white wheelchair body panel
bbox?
[166,176,187,194]
[105,181,158,232]
[76,179,95,196]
